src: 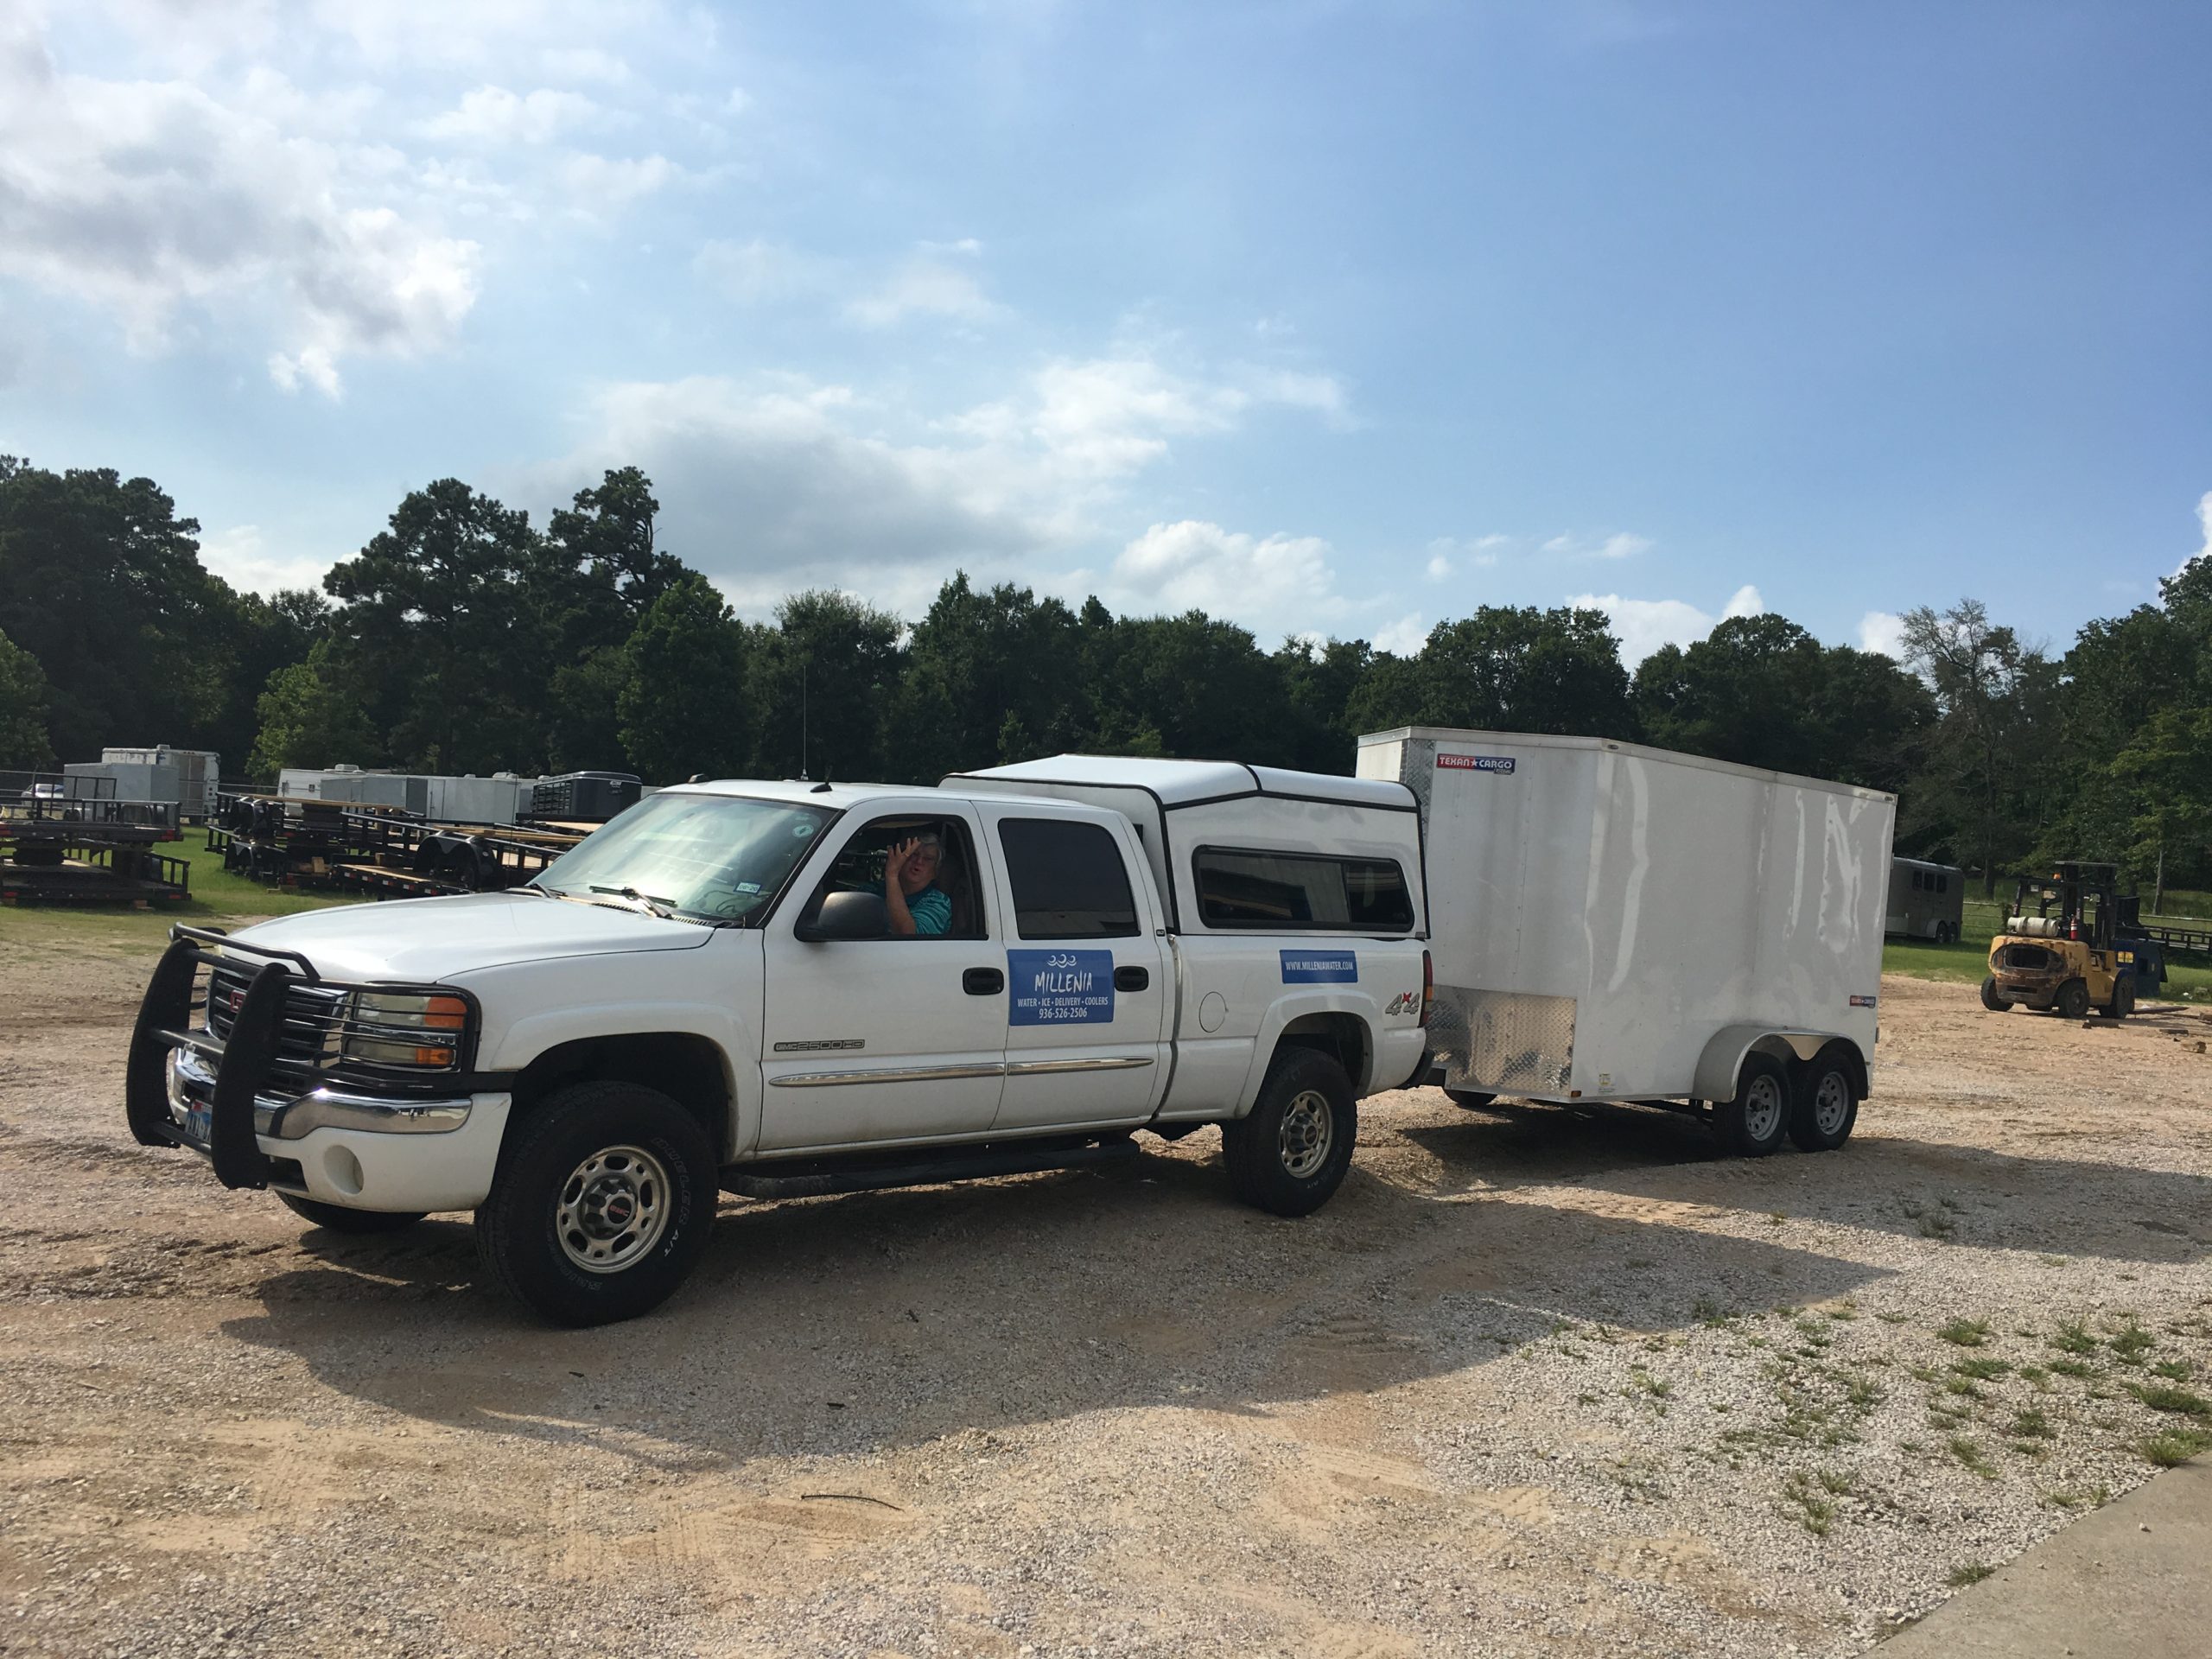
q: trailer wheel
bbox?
[2105,978,2134,1020]
[276,1192,426,1233]
[1935,921,1955,945]
[1714,1053,1791,1157]
[1787,1052,1858,1153]
[475,1082,717,1327]
[2055,979,2091,1021]
[1223,1048,1357,1217]
[1979,976,2007,1012]
[1444,1088,1497,1110]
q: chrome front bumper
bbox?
[168,1048,474,1141]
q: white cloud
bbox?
[1424,533,1508,578]
[1544,530,1653,560]
[1371,613,1429,656]
[848,248,996,328]
[557,151,679,209]
[0,9,480,396]
[1425,554,1452,582]
[198,524,333,595]
[424,85,602,145]
[540,47,632,85]
[1859,610,1906,658]
[1567,582,1765,666]
[2177,491,2212,579]
[693,238,832,305]
[1111,520,1336,622]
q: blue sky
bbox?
[3,0,2208,664]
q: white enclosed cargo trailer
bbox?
[1357,727,1896,1155]
[102,747,219,820]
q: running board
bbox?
[721,1135,1140,1200]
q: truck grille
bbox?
[204,962,351,1081]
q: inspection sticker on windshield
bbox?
[1281,950,1358,984]
[1009,950,1116,1026]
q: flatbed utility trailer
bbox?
[1357,728,1895,1155]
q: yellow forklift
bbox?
[1981,861,2164,1020]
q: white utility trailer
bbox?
[1357,727,1896,1154]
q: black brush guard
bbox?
[126,928,304,1189]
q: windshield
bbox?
[535,792,835,925]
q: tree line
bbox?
[3,454,2209,896]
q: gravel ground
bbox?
[3,928,2210,1658]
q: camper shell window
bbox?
[1193,846,1414,931]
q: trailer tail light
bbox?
[1420,950,1433,1028]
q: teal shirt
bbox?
[887,880,952,936]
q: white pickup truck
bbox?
[127,758,1433,1325]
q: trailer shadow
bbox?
[221,1143,1888,1469]
[1399,1095,2212,1264]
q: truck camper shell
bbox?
[946,754,1427,938]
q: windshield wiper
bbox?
[588,883,677,919]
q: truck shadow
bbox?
[220,1143,1890,1469]
[1398,1095,2212,1264]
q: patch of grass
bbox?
[2139,1427,2212,1468]
[2050,1322,2098,1356]
[1630,1370,1674,1400]
[1843,1373,1887,1411]
[1947,1562,1994,1589]
[2153,1359,2195,1382]
[1827,1300,1859,1322]
[2044,1485,2107,1510]
[1815,1467,1856,1496]
[2107,1322,2155,1366]
[1939,1319,1993,1348]
[1876,1311,1910,1325]
[1948,1436,1999,1479]
[2009,1407,2054,1440]
[1782,1471,1838,1536]
[2126,1383,2212,1418]
[1919,1213,1958,1240]
[2050,1358,2099,1381]
[1952,1357,2012,1382]
[2038,1255,2069,1268]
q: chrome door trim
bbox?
[768,1061,1007,1089]
[1002,1055,1157,1077]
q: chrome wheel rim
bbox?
[1278,1090,1334,1179]
[556,1145,671,1274]
[1745,1075,1785,1141]
[1813,1072,1851,1136]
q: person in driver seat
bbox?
[882,831,952,937]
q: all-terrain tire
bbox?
[1222,1047,1357,1217]
[475,1081,718,1327]
[1787,1048,1859,1153]
[1980,976,2007,1012]
[1444,1087,1497,1110]
[276,1191,427,1233]
[2056,979,2092,1021]
[1714,1052,1792,1157]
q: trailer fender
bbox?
[1693,1026,1865,1107]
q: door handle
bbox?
[1114,965,1149,992]
[963,967,1004,995]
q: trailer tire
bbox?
[1714,1052,1791,1158]
[276,1192,426,1233]
[475,1081,717,1327]
[1788,1052,1858,1153]
[1980,976,2007,1012]
[2056,979,2092,1021]
[1444,1088,1497,1110]
[1223,1048,1357,1218]
[1935,921,1955,945]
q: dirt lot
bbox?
[3,931,2210,1659]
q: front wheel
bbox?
[475,1082,718,1327]
[1980,976,2007,1013]
[1222,1048,1357,1217]
[2106,978,2135,1020]
[276,1191,426,1233]
[1935,921,1955,945]
[2056,979,2092,1021]
[1714,1053,1792,1157]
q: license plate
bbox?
[182,1104,213,1147]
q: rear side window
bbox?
[1194,848,1414,931]
[997,817,1141,939]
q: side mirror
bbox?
[798,888,888,942]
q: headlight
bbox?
[341,992,470,1070]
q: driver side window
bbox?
[799,815,987,940]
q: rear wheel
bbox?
[1980,976,2007,1012]
[276,1192,426,1233]
[1223,1048,1357,1217]
[2106,977,2135,1020]
[2056,979,2092,1021]
[476,1081,717,1326]
[1714,1053,1792,1157]
[1935,921,1955,945]
[1444,1087,1497,1110]
[1788,1051,1859,1152]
